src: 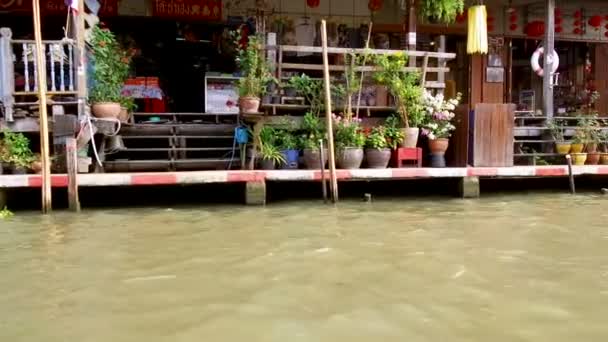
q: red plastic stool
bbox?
[392,147,423,168]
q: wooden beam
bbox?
[321,20,339,203]
[280,63,450,73]
[32,0,52,213]
[543,0,555,118]
[66,137,80,212]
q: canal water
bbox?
[1,194,608,341]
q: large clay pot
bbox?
[118,107,131,123]
[428,138,450,156]
[571,143,585,154]
[259,158,275,170]
[30,161,42,174]
[303,148,328,169]
[555,142,571,155]
[601,154,608,165]
[337,147,364,169]
[573,153,587,166]
[365,148,391,168]
[401,127,419,148]
[92,102,121,118]
[586,152,601,165]
[586,143,598,153]
[239,96,261,114]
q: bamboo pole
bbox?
[321,20,339,203]
[75,0,86,120]
[319,139,328,203]
[32,0,52,213]
[66,137,80,211]
[355,22,372,119]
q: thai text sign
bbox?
[153,0,222,20]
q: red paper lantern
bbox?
[589,15,603,28]
[368,0,382,12]
[573,28,582,35]
[605,31,608,38]
[555,26,563,33]
[555,17,563,25]
[488,25,495,32]
[574,20,581,27]
[487,16,495,23]
[509,15,518,23]
[307,0,320,8]
[509,24,518,31]
[574,10,582,18]
[605,23,608,30]
[525,21,545,37]
[554,8,562,17]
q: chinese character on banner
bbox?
[43,0,118,16]
[153,0,222,21]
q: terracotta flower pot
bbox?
[303,148,328,169]
[401,127,419,148]
[239,96,261,114]
[337,147,364,169]
[586,152,601,165]
[92,102,122,119]
[30,161,43,174]
[118,107,131,123]
[573,153,587,166]
[365,148,391,168]
[601,154,608,165]
[428,138,450,156]
[555,142,571,155]
[586,143,598,153]
[570,143,585,154]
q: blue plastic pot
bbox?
[281,149,300,169]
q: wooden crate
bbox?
[470,103,515,167]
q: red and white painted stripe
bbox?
[1,166,607,189]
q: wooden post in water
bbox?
[543,0,555,118]
[321,20,339,203]
[319,139,328,203]
[66,137,81,211]
[32,0,52,213]
[566,154,576,195]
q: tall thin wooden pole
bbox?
[32,0,52,213]
[66,137,80,211]
[543,0,555,118]
[321,20,339,203]
[75,0,87,120]
[406,0,417,67]
[355,22,372,119]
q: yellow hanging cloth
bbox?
[467,5,488,54]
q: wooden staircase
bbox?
[102,113,242,172]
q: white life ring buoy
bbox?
[531,47,559,77]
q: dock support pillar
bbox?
[0,189,7,208]
[245,181,266,205]
[459,177,480,198]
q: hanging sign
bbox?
[153,0,222,20]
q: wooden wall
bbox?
[595,44,608,116]
[469,53,506,106]
[471,103,515,167]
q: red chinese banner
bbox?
[0,0,118,16]
[44,0,118,16]
[153,0,222,21]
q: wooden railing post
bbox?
[0,28,15,122]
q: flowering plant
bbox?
[421,91,461,140]
[89,26,132,103]
[333,114,365,149]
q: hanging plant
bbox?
[420,0,465,24]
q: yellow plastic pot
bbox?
[570,143,585,154]
[555,142,571,155]
[572,153,587,166]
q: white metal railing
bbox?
[0,27,78,122]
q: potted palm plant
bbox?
[89,26,131,118]
[547,119,571,155]
[300,112,327,169]
[258,126,285,170]
[234,34,274,114]
[373,53,425,148]
[334,114,365,169]
[365,126,392,168]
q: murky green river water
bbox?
[1,195,608,341]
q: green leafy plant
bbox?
[547,119,568,142]
[288,74,324,115]
[373,53,424,128]
[0,207,13,219]
[576,116,602,144]
[258,126,286,164]
[420,0,465,24]
[89,26,131,103]
[119,96,137,112]
[299,112,326,151]
[275,129,298,150]
[384,115,405,149]
[342,52,370,118]
[1,130,35,168]
[333,115,365,149]
[233,33,275,98]
[366,126,389,149]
